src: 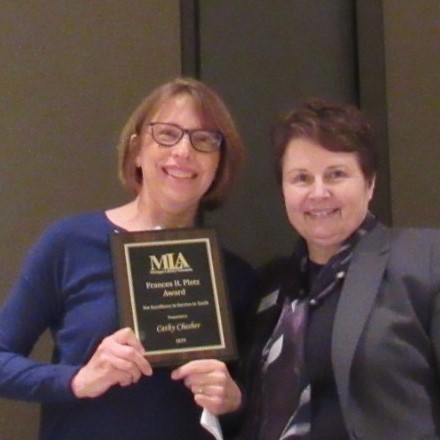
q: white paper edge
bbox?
[200,409,224,440]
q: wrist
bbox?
[71,369,86,398]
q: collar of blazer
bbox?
[331,222,390,415]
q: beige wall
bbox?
[384,0,440,226]
[0,2,180,438]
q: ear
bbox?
[367,175,376,201]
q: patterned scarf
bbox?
[257,213,377,440]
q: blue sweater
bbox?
[0,212,255,439]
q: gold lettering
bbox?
[176,321,201,331]
[156,323,176,334]
[163,288,186,297]
[182,278,201,287]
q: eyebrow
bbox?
[283,167,308,174]
[326,164,350,169]
[284,163,351,174]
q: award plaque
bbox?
[110,227,237,367]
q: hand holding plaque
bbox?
[110,228,237,367]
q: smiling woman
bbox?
[0,77,256,440]
[117,78,244,213]
[273,98,376,264]
[113,93,222,226]
[239,99,440,440]
[281,138,374,264]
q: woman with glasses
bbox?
[0,77,255,439]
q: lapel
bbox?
[254,291,284,346]
[331,223,390,413]
[253,256,302,348]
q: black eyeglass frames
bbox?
[146,122,223,153]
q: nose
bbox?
[309,178,330,199]
[171,133,193,158]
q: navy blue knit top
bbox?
[0,212,255,439]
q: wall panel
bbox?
[0,1,180,437]
[198,1,359,265]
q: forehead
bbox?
[151,94,199,119]
[283,137,361,170]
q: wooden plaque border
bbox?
[110,227,237,367]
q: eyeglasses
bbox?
[147,122,223,153]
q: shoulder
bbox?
[390,227,440,244]
[388,228,440,263]
[257,256,291,294]
[222,249,254,276]
[257,256,291,281]
[38,212,109,244]
[222,248,256,291]
[367,225,440,294]
[220,249,257,315]
[376,227,440,329]
[357,223,440,255]
[388,227,440,277]
[358,223,440,270]
[26,212,109,261]
[44,212,109,236]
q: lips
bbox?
[162,165,197,179]
[306,208,339,218]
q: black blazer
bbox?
[240,223,440,440]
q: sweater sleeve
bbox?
[0,224,80,403]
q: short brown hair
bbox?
[117,77,244,211]
[272,98,378,185]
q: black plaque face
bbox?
[110,228,237,367]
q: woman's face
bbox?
[134,94,220,217]
[281,137,375,264]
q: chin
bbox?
[164,196,199,213]
[308,234,343,248]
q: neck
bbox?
[308,245,337,265]
[106,195,200,232]
[130,197,197,230]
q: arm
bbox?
[0,235,79,402]
[0,221,153,403]
[0,260,152,402]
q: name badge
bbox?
[257,289,279,314]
